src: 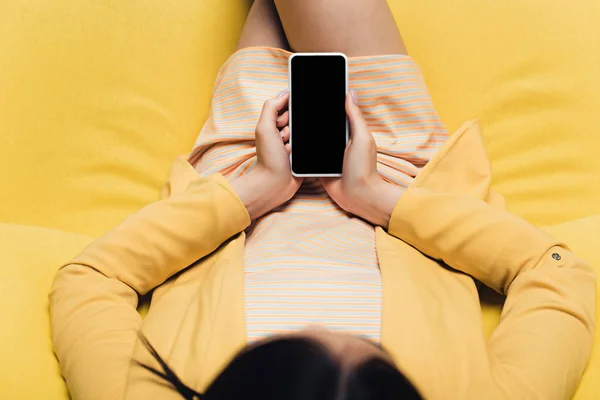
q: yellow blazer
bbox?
[50,121,596,400]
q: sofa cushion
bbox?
[0,223,93,399]
[0,0,249,237]
[390,0,600,227]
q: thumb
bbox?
[345,90,369,140]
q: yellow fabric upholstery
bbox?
[0,223,93,398]
[0,0,250,238]
[0,1,249,398]
[1,0,598,398]
[390,0,600,227]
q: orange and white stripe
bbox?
[190,47,447,343]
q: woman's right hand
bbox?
[321,91,403,229]
[230,90,303,220]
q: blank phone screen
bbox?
[290,54,347,175]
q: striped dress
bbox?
[189,47,447,343]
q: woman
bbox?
[50,0,596,399]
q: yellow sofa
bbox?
[1,0,598,398]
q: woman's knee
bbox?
[274,0,406,56]
[238,0,289,50]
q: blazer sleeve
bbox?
[50,160,251,400]
[387,187,596,399]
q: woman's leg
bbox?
[274,0,406,56]
[238,0,289,50]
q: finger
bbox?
[257,90,290,135]
[280,126,290,142]
[276,111,289,129]
[345,90,370,140]
[285,142,291,154]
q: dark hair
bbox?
[135,334,422,400]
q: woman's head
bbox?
[138,326,422,400]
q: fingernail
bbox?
[350,90,358,105]
[278,89,290,97]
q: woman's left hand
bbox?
[231,90,303,220]
[321,91,404,229]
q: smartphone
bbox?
[289,53,348,177]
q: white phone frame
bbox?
[288,52,349,178]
